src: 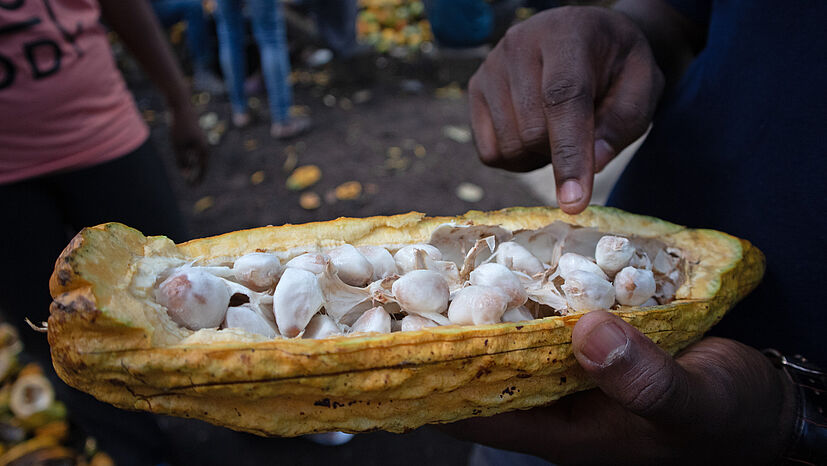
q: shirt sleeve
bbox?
[663,0,712,28]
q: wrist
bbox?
[165,84,193,114]
[763,349,827,465]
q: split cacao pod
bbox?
[47,206,764,436]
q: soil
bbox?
[128,53,546,465]
[133,54,545,241]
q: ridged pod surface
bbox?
[47,206,765,436]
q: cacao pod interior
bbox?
[47,206,764,436]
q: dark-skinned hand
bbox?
[170,103,209,185]
[468,7,663,214]
[442,311,796,465]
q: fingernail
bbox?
[580,321,629,366]
[559,180,583,205]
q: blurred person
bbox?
[0,0,207,463]
[424,0,560,49]
[458,0,826,464]
[151,0,225,94]
[214,0,311,138]
[309,0,363,61]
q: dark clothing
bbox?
[151,0,213,73]
[610,0,827,364]
[0,139,188,466]
[311,0,360,57]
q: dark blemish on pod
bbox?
[58,270,72,286]
[559,376,567,384]
[314,398,331,408]
[515,326,523,330]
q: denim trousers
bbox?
[214,0,292,122]
[311,0,359,57]
[151,0,212,73]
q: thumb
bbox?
[571,311,691,423]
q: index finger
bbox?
[541,49,596,214]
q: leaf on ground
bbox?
[283,152,298,173]
[299,192,321,210]
[169,22,186,45]
[352,89,372,104]
[212,121,227,135]
[435,82,463,100]
[193,196,215,214]
[364,183,379,195]
[207,131,222,146]
[198,112,218,130]
[456,182,484,203]
[290,105,311,117]
[335,181,362,200]
[442,125,472,144]
[244,139,258,151]
[250,171,265,185]
[192,92,211,106]
[142,110,155,124]
[286,165,322,190]
[384,156,411,172]
[414,144,427,158]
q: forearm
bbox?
[613,0,705,87]
[99,0,191,111]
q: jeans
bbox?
[311,0,359,57]
[151,0,212,74]
[214,0,292,122]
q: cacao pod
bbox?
[47,206,764,436]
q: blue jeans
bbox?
[311,0,359,57]
[151,0,212,74]
[214,0,293,122]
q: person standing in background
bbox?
[151,0,225,94]
[214,0,311,138]
[0,1,208,463]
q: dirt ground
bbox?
[125,51,547,465]
[134,53,545,242]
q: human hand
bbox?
[468,7,664,214]
[170,104,209,185]
[443,311,796,465]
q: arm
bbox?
[98,0,208,183]
[468,1,701,214]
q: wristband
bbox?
[763,349,827,465]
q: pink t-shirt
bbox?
[0,0,149,184]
